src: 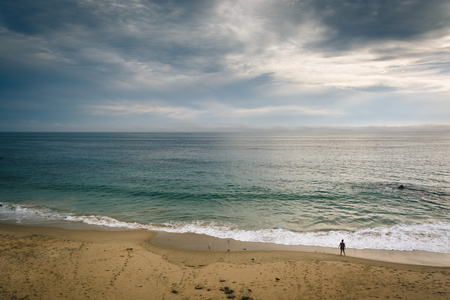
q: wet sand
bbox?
[152,231,450,267]
[1,223,449,299]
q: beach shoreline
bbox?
[151,231,450,267]
[1,223,449,299]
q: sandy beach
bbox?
[0,223,448,299]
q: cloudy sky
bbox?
[1,0,449,132]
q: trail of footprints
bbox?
[108,248,134,287]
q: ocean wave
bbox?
[1,202,448,253]
[157,220,450,253]
[0,202,64,222]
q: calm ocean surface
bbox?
[0,132,449,253]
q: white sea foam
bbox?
[157,220,450,253]
[64,215,144,229]
[1,203,449,253]
[0,203,64,223]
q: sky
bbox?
[1,0,450,132]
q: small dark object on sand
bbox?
[275,277,280,281]
[171,290,178,294]
[221,287,234,295]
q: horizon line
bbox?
[1,124,450,134]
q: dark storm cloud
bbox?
[0,0,235,108]
[0,0,214,34]
[0,0,90,34]
[2,0,449,69]
[308,0,450,50]
[0,0,234,72]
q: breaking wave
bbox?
[1,202,448,253]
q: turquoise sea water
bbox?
[0,132,449,253]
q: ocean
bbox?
[0,132,449,253]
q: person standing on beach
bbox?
[339,239,346,256]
